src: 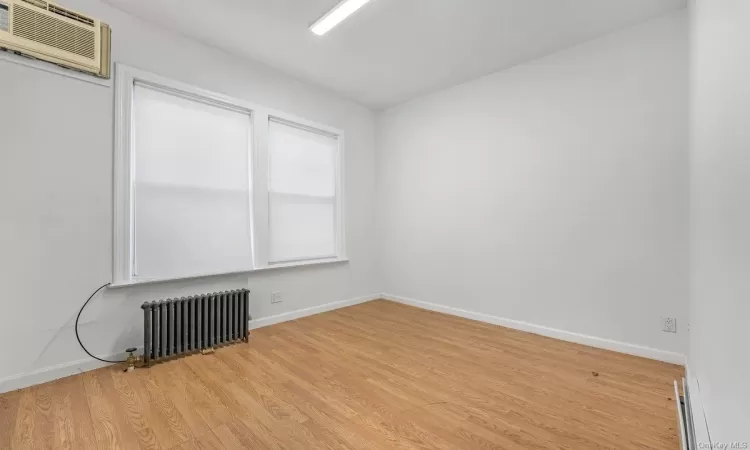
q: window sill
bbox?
[109,257,349,289]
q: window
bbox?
[268,119,340,263]
[131,84,254,281]
[114,65,345,285]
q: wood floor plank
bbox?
[31,385,56,449]
[47,381,78,450]
[0,390,20,450]
[82,370,141,450]
[10,388,35,450]
[148,362,213,440]
[168,360,234,430]
[62,376,98,450]
[108,368,163,450]
[0,300,683,449]
[210,424,244,450]
[169,431,226,450]
[132,366,195,449]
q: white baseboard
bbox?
[383,293,686,365]
[0,293,380,394]
[685,364,712,444]
[248,293,380,330]
[0,349,134,394]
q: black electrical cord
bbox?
[75,282,127,363]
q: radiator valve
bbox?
[125,348,138,372]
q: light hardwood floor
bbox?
[0,300,684,449]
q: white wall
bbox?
[0,0,378,390]
[0,0,696,395]
[376,11,689,358]
[689,0,750,440]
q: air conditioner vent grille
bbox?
[20,0,46,9]
[48,4,94,27]
[12,3,95,60]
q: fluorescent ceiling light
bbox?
[310,0,373,36]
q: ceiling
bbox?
[104,0,685,110]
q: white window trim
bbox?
[113,64,347,286]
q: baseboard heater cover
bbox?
[675,378,697,450]
[141,289,250,366]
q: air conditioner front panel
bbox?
[0,0,108,76]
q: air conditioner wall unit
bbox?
[0,0,110,78]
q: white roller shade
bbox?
[132,84,253,280]
[268,119,338,263]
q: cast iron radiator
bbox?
[141,289,250,366]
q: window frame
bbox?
[113,64,346,286]
[266,116,343,266]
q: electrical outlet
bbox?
[271,291,283,304]
[662,317,677,333]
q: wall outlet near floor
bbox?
[662,317,677,333]
[271,291,283,304]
